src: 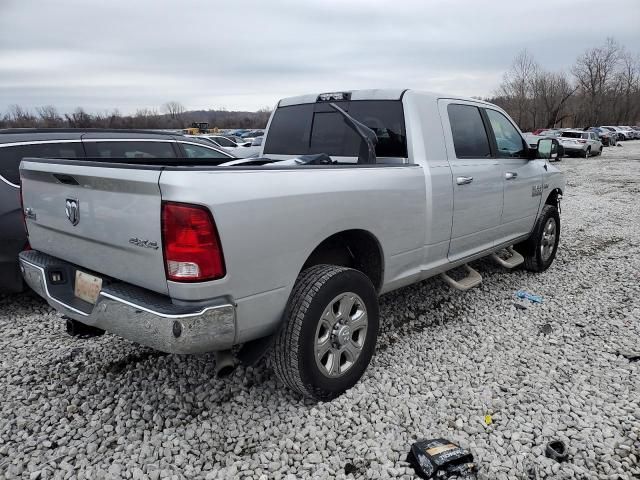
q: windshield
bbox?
[264,100,407,158]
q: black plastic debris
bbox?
[514,302,528,310]
[618,351,640,362]
[407,438,477,479]
[545,440,569,462]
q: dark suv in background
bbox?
[0,129,233,293]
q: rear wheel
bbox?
[271,265,379,401]
[584,147,591,158]
[515,205,560,272]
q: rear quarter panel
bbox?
[159,165,426,342]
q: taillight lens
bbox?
[161,202,225,282]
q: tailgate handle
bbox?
[53,174,79,185]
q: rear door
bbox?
[483,107,543,242]
[439,100,503,261]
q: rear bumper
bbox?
[559,143,586,154]
[19,250,236,354]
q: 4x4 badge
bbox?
[65,198,79,226]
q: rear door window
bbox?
[0,141,84,185]
[447,104,492,158]
[263,100,407,158]
[84,141,177,158]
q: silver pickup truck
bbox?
[19,89,565,400]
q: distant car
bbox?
[188,135,259,158]
[601,126,633,141]
[587,127,616,147]
[0,129,233,293]
[619,126,640,139]
[223,135,252,146]
[558,130,602,157]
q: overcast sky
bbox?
[1,0,639,114]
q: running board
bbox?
[440,264,483,291]
[491,246,524,269]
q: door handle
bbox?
[456,176,473,185]
[505,172,518,180]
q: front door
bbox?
[483,108,543,243]
[439,101,504,262]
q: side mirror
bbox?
[536,138,561,160]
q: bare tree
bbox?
[572,37,620,125]
[611,51,640,123]
[534,71,578,128]
[64,108,93,128]
[6,105,37,127]
[36,105,63,127]
[496,50,539,129]
[161,101,185,127]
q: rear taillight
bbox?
[578,139,587,143]
[161,202,226,282]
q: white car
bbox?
[188,135,257,158]
[558,130,602,157]
[601,126,634,141]
[619,126,640,140]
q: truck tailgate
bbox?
[20,159,168,295]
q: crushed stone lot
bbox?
[1,143,639,480]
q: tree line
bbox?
[0,102,272,130]
[489,38,640,131]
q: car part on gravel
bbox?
[65,317,105,338]
[407,438,477,479]
[545,440,569,462]
[440,265,483,291]
[271,265,379,401]
[617,351,640,362]
[516,290,543,303]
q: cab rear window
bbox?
[264,100,407,158]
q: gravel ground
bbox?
[1,142,639,480]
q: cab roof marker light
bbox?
[317,92,351,102]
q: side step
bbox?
[440,264,483,291]
[491,246,524,269]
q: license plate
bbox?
[74,270,103,304]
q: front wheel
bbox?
[515,204,560,272]
[271,265,379,401]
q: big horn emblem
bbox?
[65,199,79,226]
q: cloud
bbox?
[1,0,639,113]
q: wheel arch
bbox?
[545,187,563,208]
[299,229,385,292]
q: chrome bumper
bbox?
[19,250,236,354]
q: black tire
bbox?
[515,204,560,272]
[584,147,591,158]
[271,265,379,401]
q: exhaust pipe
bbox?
[214,350,235,378]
